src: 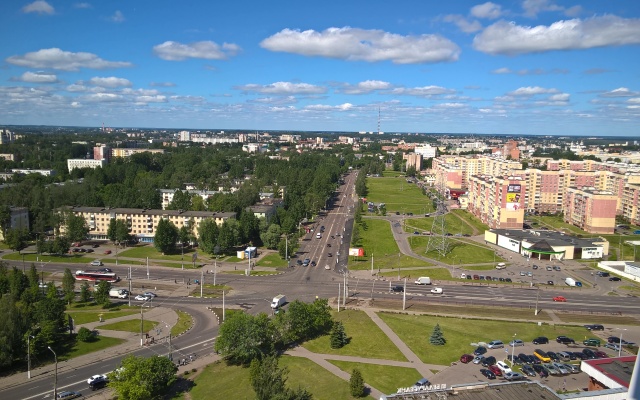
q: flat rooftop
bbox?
[491,229,605,249]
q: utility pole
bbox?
[337,283,341,312]
[146,257,149,280]
[534,287,540,315]
[222,289,226,322]
[47,347,57,399]
[371,253,374,275]
[402,278,406,311]
[27,335,34,379]
[128,266,132,307]
[200,268,204,298]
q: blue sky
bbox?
[1,0,639,136]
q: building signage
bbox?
[506,184,522,211]
[396,383,447,394]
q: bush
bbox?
[77,327,94,342]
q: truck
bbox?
[271,294,286,309]
[414,277,431,285]
[565,277,582,287]
[109,288,129,299]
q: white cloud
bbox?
[153,41,241,61]
[109,10,125,23]
[252,96,297,105]
[508,86,559,96]
[564,5,583,17]
[473,15,640,55]
[74,3,91,9]
[304,103,354,112]
[150,82,176,87]
[235,82,327,95]
[84,93,123,102]
[15,71,59,83]
[388,85,456,97]
[492,67,512,74]
[6,48,132,71]
[66,84,87,92]
[88,77,132,88]
[600,87,639,97]
[22,1,54,15]
[135,95,167,104]
[522,0,562,18]
[260,27,460,64]
[548,93,570,102]
[628,98,640,104]
[443,15,483,33]
[492,67,568,75]
[70,101,81,107]
[471,2,503,19]
[341,80,392,94]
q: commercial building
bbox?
[581,356,636,394]
[59,206,235,243]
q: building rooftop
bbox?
[581,356,636,389]
[490,229,605,249]
[61,206,235,219]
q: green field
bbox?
[256,252,287,268]
[118,245,199,261]
[186,361,254,400]
[62,335,126,360]
[328,360,422,395]
[98,319,157,333]
[365,175,433,215]
[67,309,140,325]
[409,236,503,265]
[404,213,474,236]
[2,252,93,264]
[451,209,490,234]
[377,312,590,365]
[171,310,194,336]
[303,309,406,361]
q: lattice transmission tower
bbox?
[425,174,450,258]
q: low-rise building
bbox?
[67,159,107,172]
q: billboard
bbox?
[348,248,365,257]
[506,184,522,211]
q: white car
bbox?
[90,260,103,266]
[87,374,108,385]
[135,294,151,301]
[496,361,512,374]
[509,339,525,347]
[430,287,443,294]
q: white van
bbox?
[415,277,431,285]
[316,233,322,239]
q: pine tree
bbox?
[429,323,446,346]
[330,321,348,349]
[349,368,365,398]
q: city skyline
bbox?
[1,0,639,136]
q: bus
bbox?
[74,270,120,283]
[534,349,551,363]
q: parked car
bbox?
[609,277,621,281]
[553,296,567,302]
[546,351,559,361]
[415,378,430,387]
[608,336,623,343]
[482,356,497,367]
[90,260,103,267]
[104,250,112,254]
[584,324,604,331]
[583,338,601,347]
[480,369,496,380]
[546,266,553,271]
[594,351,608,358]
[547,280,554,285]
[507,354,522,365]
[553,362,570,374]
[473,355,485,364]
[572,352,587,360]
[310,261,317,267]
[488,365,503,376]
[556,336,575,344]
[533,336,549,345]
[496,361,512,374]
[487,340,504,349]
[522,365,536,377]
[505,278,512,282]
[460,354,474,363]
[564,363,581,374]
[544,363,560,375]
[504,372,525,381]
[532,364,549,378]
[87,374,108,385]
[509,339,525,347]
[56,391,83,399]
[474,346,488,356]
[605,343,622,351]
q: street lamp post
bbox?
[47,346,57,398]
[27,335,34,379]
[617,328,627,358]
[511,334,517,365]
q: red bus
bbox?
[74,270,120,283]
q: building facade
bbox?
[67,159,107,172]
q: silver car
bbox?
[563,363,580,374]
[473,355,485,364]
[544,364,560,375]
[552,362,569,375]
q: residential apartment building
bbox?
[67,158,107,172]
[466,175,525,229]
[563,188,617,234]
[403,153,423,171]
[111,148,165,158]
[59,206,235,243]
[0,206,29,240]
[11,168,56,176]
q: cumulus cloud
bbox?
[442,15,483,33]
[150,82,176,87]
[260,27,460,64]
[88,77,132,88]
[153,41,241,61]
[471,2,503,19]
[22,1,54,15]
[84,93,123,102]
[305,103,354,112]
[473,15,640,55]
[491,67,568,75]
[235,82,327,95]
[600,87,639,97]
[508,86,559,96]
[340,80,392,94]
[135,95,167,104]
[548,93,570,101]
[522,0,562,18]
[388,85,456,97]
[6,48,132,71]
[109,10,125,23]
[14,71,59,83]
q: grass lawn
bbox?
[405,213,474,236]
[528,215,587,235]
[103,259,145,265]
[366,175,433,215]
[303,309,406,361]
[555,313,640,326]
[2,252,93,263]
[98,319,157,333]
[171,309,194,336]
[450,209,489,234]
[377,312,588,365]
[409,236,503,265]
[256,252,287,268]
[118,245,199,261]
[349,219,432,271]
[62,336,126,360]
[186,361,254,400]
[328,360,422,395]
[280,356,373,400]
[67,309,140,325]
[226,270,281,276]
[189,284,231,297]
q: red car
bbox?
[488,365,503,376]
[460,354,474,363]
[104,250,112,255]
[553,296,567,302]
[594,351,608,358]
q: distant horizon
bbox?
[1,1,639,136]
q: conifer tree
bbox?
[429,323,446,346]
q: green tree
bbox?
[249,356,313,400]
[61,268,75,304]
[198,218,219,255]
[330,321,348,349]
[4,228,28,253]
[154,218,178,255]
[77,326,93,342]
[350,368,365,397]
[0,296,23,368]
[0,206,11,238]
[107,219,131,245]
[217,219,239,252]
[94,280,111,306]
[261,223,282,250]
[214,312,274,365]
[109,354,177,400]
[79,282,91,303]
[65,213,89,243]
[429,323,446,346]
[278,235,298,260]
[167,190,192,211]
